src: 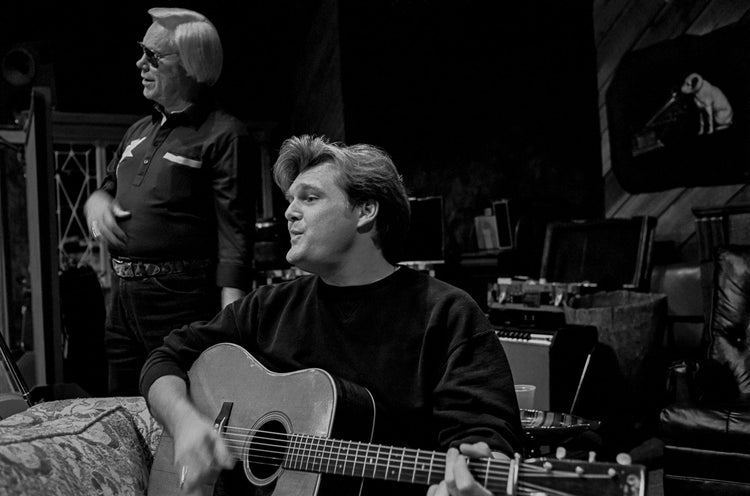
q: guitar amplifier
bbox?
[494,323,597,412]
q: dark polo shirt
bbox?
[99,98,256,290]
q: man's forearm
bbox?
[147,375,201,435]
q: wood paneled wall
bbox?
[595,0,750,262]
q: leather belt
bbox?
[111,258,212,279]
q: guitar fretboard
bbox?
[282,433,505,492]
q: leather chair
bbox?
[659,245,750,495]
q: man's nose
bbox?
[285,201,301,221]
[136,53,149,70]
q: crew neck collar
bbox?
[318,265,405,296]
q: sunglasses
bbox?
[137,42,177,68]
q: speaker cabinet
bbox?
[496,324,597,412]
[0,42,56,127]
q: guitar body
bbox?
[148,343,376,496]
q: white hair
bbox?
[148,7,223,86]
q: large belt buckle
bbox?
[114,258,136,278]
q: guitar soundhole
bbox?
[244,416,290,485]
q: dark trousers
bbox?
[105,268,220,396]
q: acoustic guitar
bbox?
[149,342,645,496]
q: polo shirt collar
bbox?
[150,96,214,126]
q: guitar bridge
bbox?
[213,401,233,433]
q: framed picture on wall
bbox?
[607,20,750,193]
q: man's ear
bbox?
[357,199,379,230]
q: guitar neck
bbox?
[249,433,507,492]
[223,429,646,496]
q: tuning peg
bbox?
[542,461,553,471]
[575,465,585,476]
[555,447,566,460]
[588,451,596,463]
[616,453,632,466]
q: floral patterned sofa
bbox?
[0,396,163,495]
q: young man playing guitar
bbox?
[140,135,523,496]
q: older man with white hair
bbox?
[84,7,256,396]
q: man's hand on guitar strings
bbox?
[173,409,234,493]
[426,442,495,496]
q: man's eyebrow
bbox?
[291,182,321,193]
[286,182,321,199]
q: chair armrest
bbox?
[694,359,740,403]
[665,357,741,406]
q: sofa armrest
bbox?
[0,397,163,496]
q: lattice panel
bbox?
[53,143,112,287]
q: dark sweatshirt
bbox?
[141,267,522,495]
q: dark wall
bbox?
[289,0,346,142]
[2,1,603,277]
[337,1,603,269]
[0,1,309,123]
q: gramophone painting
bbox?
[631,72,735,156]
[607,21,750,193]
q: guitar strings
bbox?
[221,433,592,484]
[219,449,565,496]
[219,425,518,469]
[215,445,576,496]
[219,427,566,479]
[219,427,517,474]
[212,427,588,491]
[214,429,587,496]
